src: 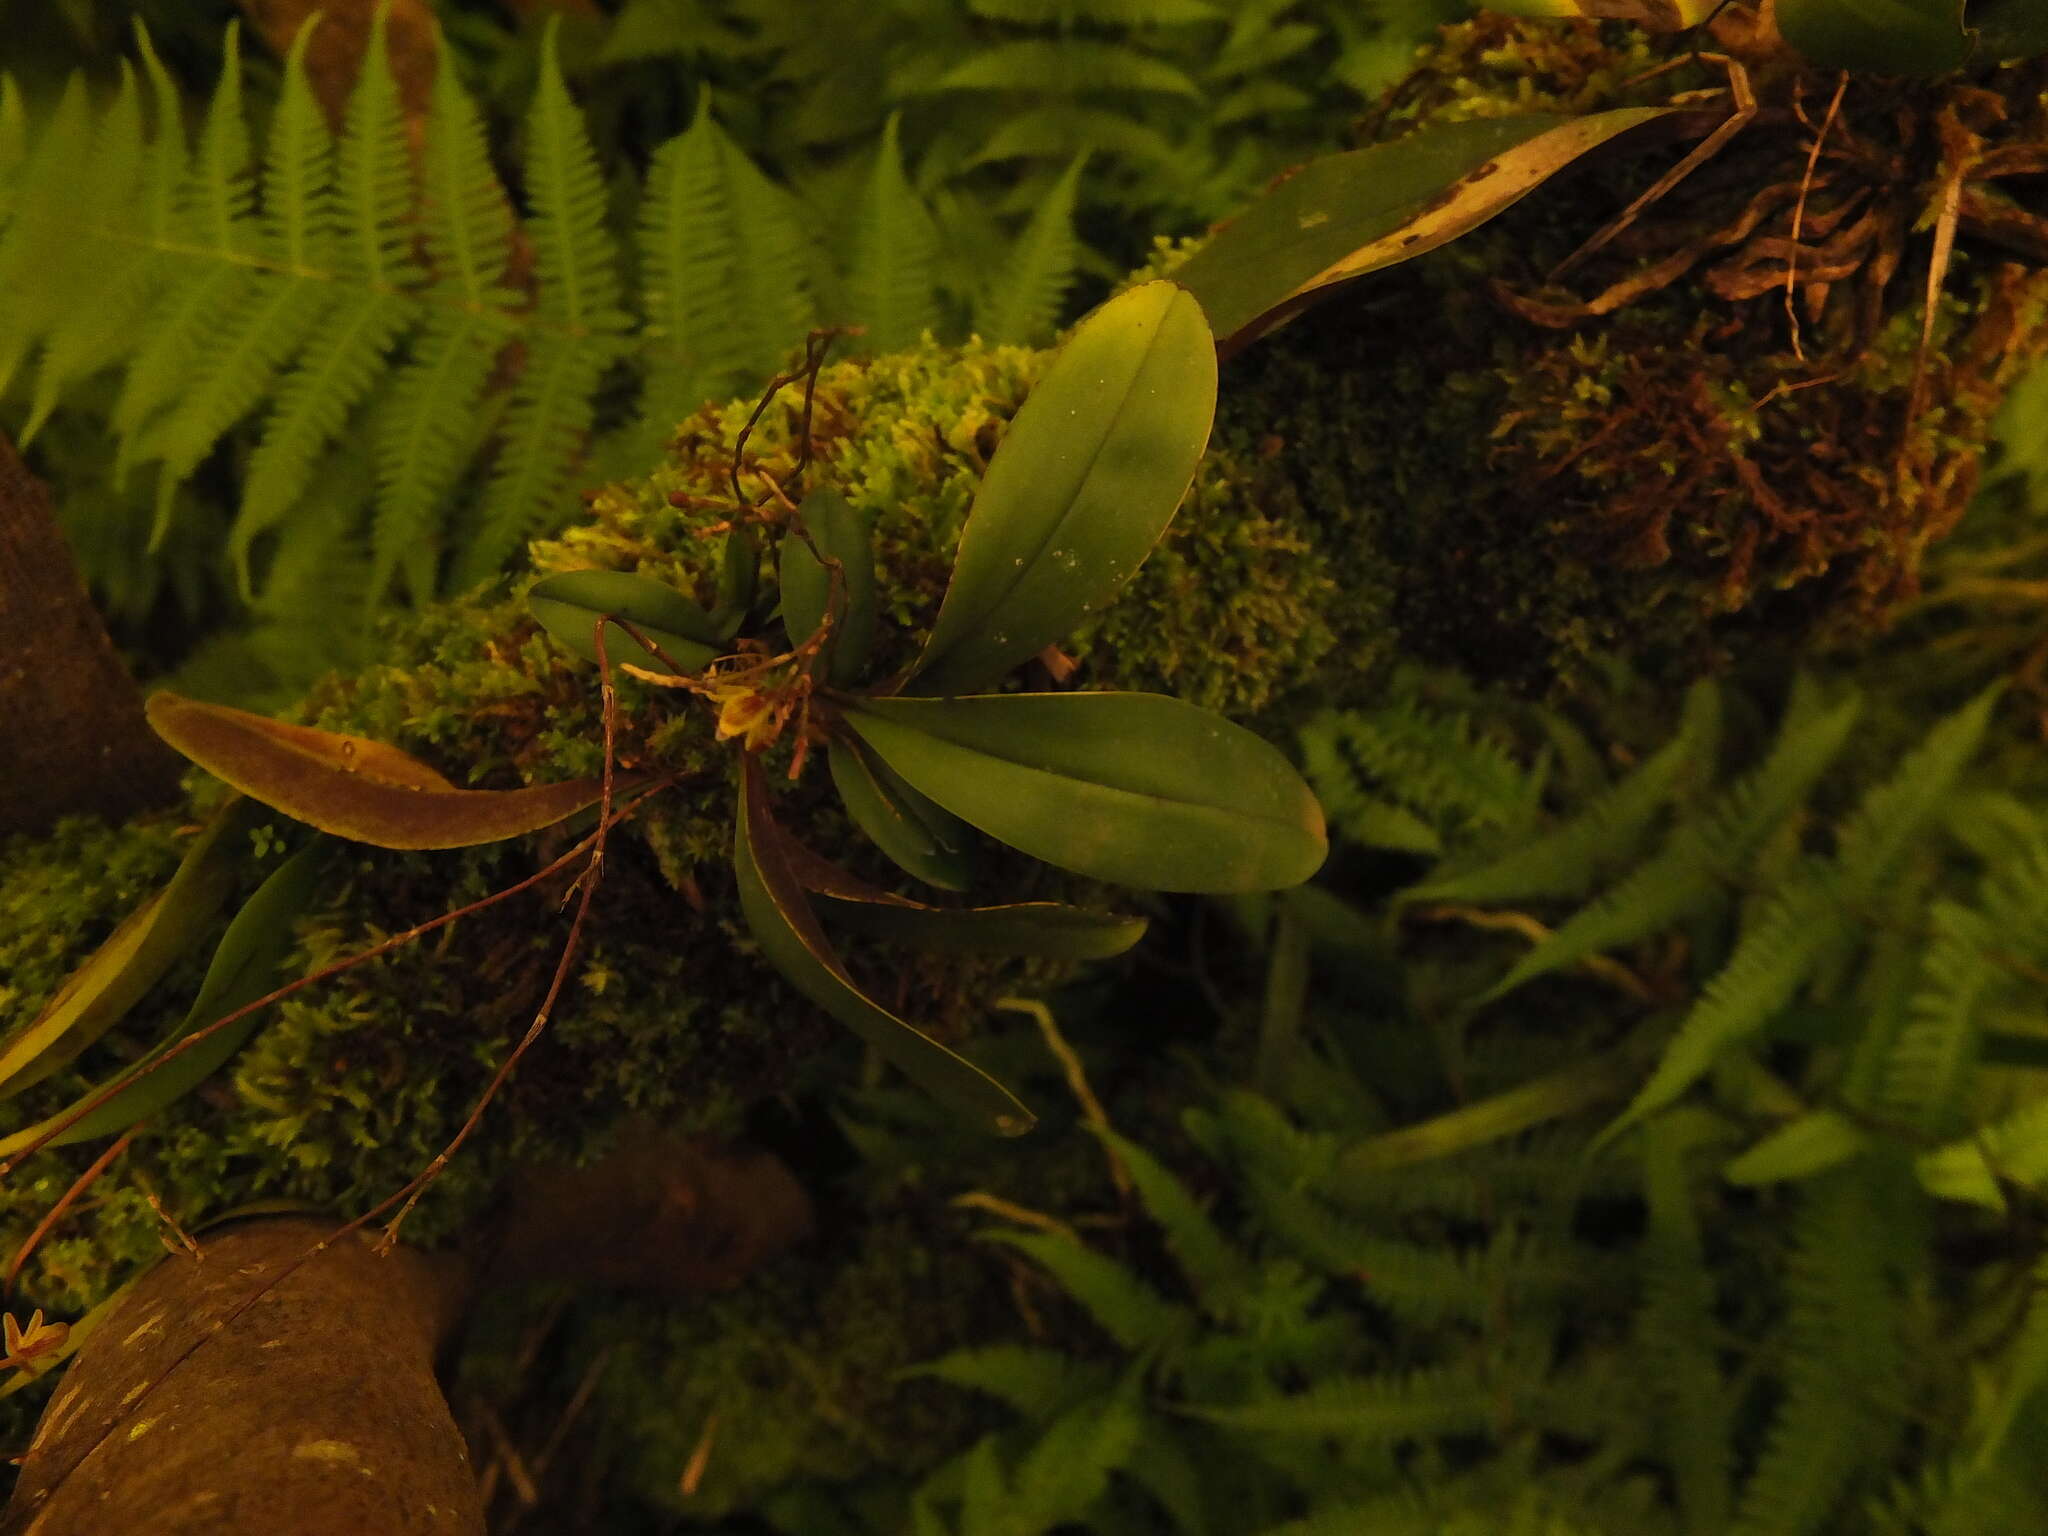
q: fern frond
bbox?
[1302,693,1544,858]
[236,15,419,593]
[1122,1412,1212,1535]
[1833,683,2002,905]
[975,154,1085,346]
[369,48,515,606]
[1918,1094,2048,1207]
[458,22,626,586]
[906,1344,1114,1420]
[1731,1165,1908,1536]
[370,315,502,605]
[1009,1387,1144,1531]
[1481,683,1860,1003]
[924,40,1204,99]
[1637,1111,1733,1532]
[967,106,1181,168]
[1606,863,1849,1139]
[845,115,942,357]
[1186,1366,1494,1441]
[1408,679,1721,908]
[462,333,611,587]
[1969,1257,2048,1475]
[1096,1126,1251,1311]
[0,75,95,397]
[982,1230,1194,1353]
[19,26,189,441]
[1880,901,1996,1136]
[110,25,258,451]
[637,90,815,429]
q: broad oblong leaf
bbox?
[146,692,615,851]
[1172,110,1677,353]
[734,757,1035,1135]
[770,820,1144,957]
[1780,0,1970,74]
[909,281,1217,696]
[528,568,722,676]
[828,738,976,891]
[843,693,1326,892]
[0,798,259,1100]
[0,839,328,1160]
[779,488,877,686]
[814,896,1146,958]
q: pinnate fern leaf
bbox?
[845,115,941,357]
[975,155,1085,346]
[459,22,628,586]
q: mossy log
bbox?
[0,1217,480,1536]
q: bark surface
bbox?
[0,436,180,837]
[0,1218,480,1536]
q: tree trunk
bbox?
[0,435,181,838]
[0,1135,811,1533]
[0,1218,481,1536]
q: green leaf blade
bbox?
[734,758,1035,1136]
[911,280,1217,696]
[528,569,723,675]
[779,488,877,686]
[826,738,976,891]
[1172,110,1675,352]
[845,692,1326,893]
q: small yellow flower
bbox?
[710,684,778,750]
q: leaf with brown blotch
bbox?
[1172,110,1678,356]
[146,692,619,850]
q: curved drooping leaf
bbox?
[527,568,722,676]
[0,839,328,1161]
[146,692,616,851]
[1780,0,1970,74]
[1171,110,1678,354]
[711,527,759,637]
[765,810,1145,957]
[828,737,975,891]
[908,281,1216,697]
[0,798,261,1101]
[815,897,1146,958]
[779,488,877,686]
[843,693,1326,892]
[734,757,1035,1135]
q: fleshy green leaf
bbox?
[145,693,615,851]
[0,839,328,1161]
[712,527,759,636]
[733,756,1035,1135]
[0,798,259,1101]
[1779,0,1970,74]
[827,737,976,891]
[1171,110,1676,354]
[843,692,1326,893]
[815,895,1146,958]
[909,281,1216,697]
[528,568,723,676]
[779,488,877,686]
[776,833,1144,957]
